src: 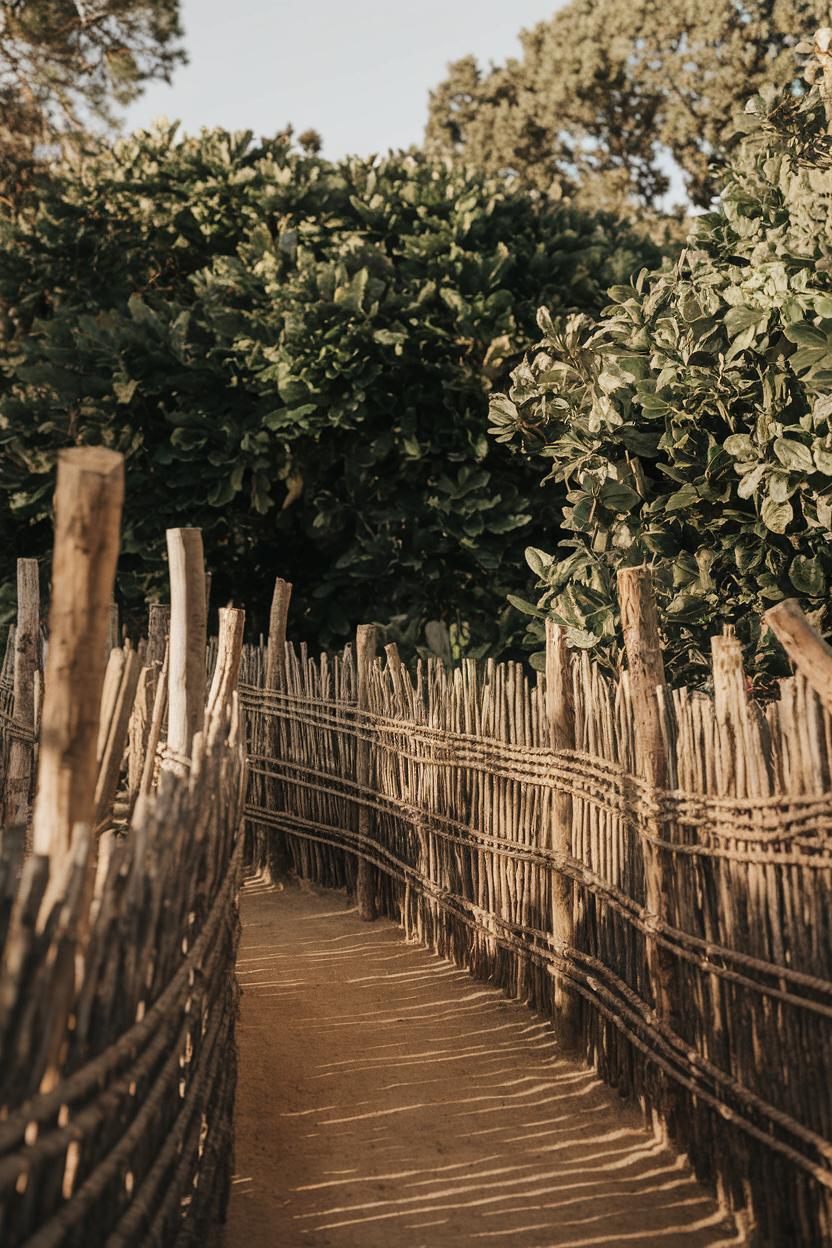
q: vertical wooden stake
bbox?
[4,559,39,832]
[617,565,676,1029]
[32,448,124,859]
[266,577,292,690]
[356,624,378,921]
[165,528,206,764]
[264,578,293,876]
[147,602,170,668]
[545,619,580,1050]
[207,607,245,723]
[94,646,141,824]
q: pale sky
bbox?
[122,0,564,158]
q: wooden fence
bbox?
[0,451,246,1246]
[241,574,832,1247]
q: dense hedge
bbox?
[488,64,832,682]
[0,127,658,648]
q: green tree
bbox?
[426,0,827,210]
[0,0,184,201]
[0,126,659,647]
[488,33,832,683]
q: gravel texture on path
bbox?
[223,877,740,1248]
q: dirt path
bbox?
[224,878,739,1248]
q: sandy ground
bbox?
[223,878,740,1248]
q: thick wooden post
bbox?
[165,528,206,764]
[32,449,124,859]
[765,598,832,714]
[263,578,293,876]
[617,566,676,1029]
[356,624,378,921]
[147,602,170,668]
[207,607,245,723]
[94,646,141,824]
[4,559,39,833]
[545,620,580,1050]
[265,577,292,690]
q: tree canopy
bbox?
[0,126,659,648]
[0,0,184,201]
[426,0,827,210]
[488,35,832,683]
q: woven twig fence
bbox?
[0,702,245,1246]
[241,581,832,1247]
[0,452,247,1247]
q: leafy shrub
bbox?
[488,60,832,682]
[0,126,658,646]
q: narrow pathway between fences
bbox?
[224,880,739,1248]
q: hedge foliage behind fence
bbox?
[488,68,832,682]
[0,128,658,649]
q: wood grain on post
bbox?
[265,578,292,691]
[264,578,293,876]
[207,607,245,724]
[165,528,206,763]
[356,624,378,921]
[94,646,141,824]
[5,559,39,831]
[139,645,169,799]
[147,603,170,668]
[617,565,676,1028]
[32,448,124,860]
[545,620,580,1049]
[765,598,832,715]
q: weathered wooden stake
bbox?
[545,619,580,1050]
[32,448,124,860]
[207,607,245,723]
[765,598,832,714]
[4,559,39,832]
[356,623,378,921]
[94,645,141,824]
[165,528,206,765]
[139,644,169,799]
[617,566,676,1029]
[147,602,170,668]
[264,577,293,876]
[266,577,292,690]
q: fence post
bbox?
[764,598,832,714]
[208,607,245,723]
[545,619,580,1050]
[266,577,292,690]
[617,566,676,1030]
[147,602,170,668]
[264,577,293,876]
[356,624,378,921]
[4,559,39,834]
[32,448,124,860]
[165,528,206,767]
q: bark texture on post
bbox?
[545,619,580,1050]
[147,603,170,668]
[265,577,292,691]
[617,566,676,1032]
[356,623,378,921]
[207,607,245,724]
[5,559,39,832]
[263,578,292,877]
[165,528,206,764]
[32,448,124,860]
[765,598,832,715]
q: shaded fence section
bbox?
[0,450,246,1246]
[0,712,245,1246]
[241,583,832,1247]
